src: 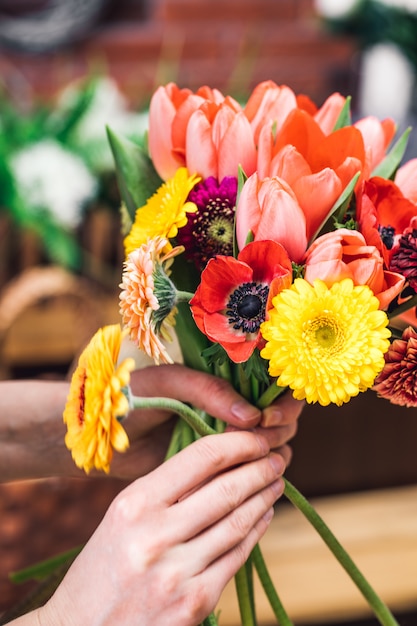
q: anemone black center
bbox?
[378,224,395,250]
[238,294,262,318]
[226,281,269,334]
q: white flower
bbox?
[11,139,97,229]
[59,77,149,172]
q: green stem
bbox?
[283,479,400,626]
[238,363,252,401]
[176,290,195,303]
[257,381,287,410]
[388,293,417,319]
[132,397,216,437]
[202,612,219,626]
[234,562,257,626]
[251,544,293,626]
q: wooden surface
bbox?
[217,485,417,624]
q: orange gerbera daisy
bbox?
[119,236,182,364]
[63,324,134,474]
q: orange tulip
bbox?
[257,109,364,241]
[235,172,307,263]
[304,228,405,309]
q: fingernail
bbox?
[261,408,283,427]
[231,400,261,423]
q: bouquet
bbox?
[61,79,417,625]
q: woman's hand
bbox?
[110,364,303,479]
[37,431,286,626]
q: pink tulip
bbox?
[313,92,347,135]
[395,158,417,203]
[304,228,405,309]
[354,116,397,178]
[185,97,257,181]
[235,172,307,262]
[244,80,298,144]
[148,83,226,180]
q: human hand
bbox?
[39,431,285,626]
[109,364,303,480]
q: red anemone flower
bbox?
[189,240,293,362]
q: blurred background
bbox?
[1,1,417,624]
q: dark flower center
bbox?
[177,176,237,270]
[378,224,395,250]
[226,282,269,334]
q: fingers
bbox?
[130,364,262,428]
[132,430,271,506]
[167,450,285,545]
[261,393,305,428]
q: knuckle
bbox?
[217,477,242,511]
[227,506,253,539]
[183,581,211,623]
[196,435,228,469]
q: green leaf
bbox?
[233,165,249,257]
[240,351,270,386]
[106,126,162,222]
[10,546,82,584]
[333,95,352,130]
[201,342,229,367]
[175,302,213,374]
[372,127,411,180]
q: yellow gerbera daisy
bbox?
[260,278,391,406]
[119,236,182,365]
[124,167,200,256]
[63,324,135,473]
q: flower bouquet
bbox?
[61,79,417,626]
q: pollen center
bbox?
[207,217,234,246]
[304,315,344,354]
[226,282,269,334]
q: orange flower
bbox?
[235,172,307,263]
[257,109,365,241]
[304,228,405,310]
[63,324,134,474]
[148,82,256,182]
[119,236,181,365]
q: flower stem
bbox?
[202,612,219,626]
[234,560,257,626]
[256,381,287,410]
[132,396,216,437]
[388,293,417,319]
[251,544,293,626]
[283,479,400,626]
[176,290,195,303]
